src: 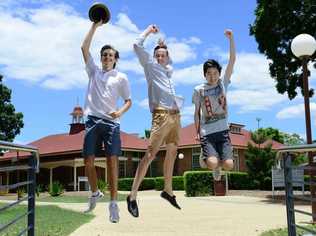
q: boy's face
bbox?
[205,67,220,85]
[100,49,117,70]
[154,48,169,66]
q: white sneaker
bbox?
[84,190,104,213]
[199,152,207,169]
[109,202,120,223]
[213,166,222,181]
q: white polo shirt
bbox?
[84,55,131,123]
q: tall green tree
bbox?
[281,132,305,146]
[253,127,284,143]
[245,143,276,190]
[250,0,316,99]
[0,75,24,141]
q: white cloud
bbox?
[173,64,204,85]
[0,2,200,90]
[183,37,201,45]
[117,58,143,75]
[180,105,195,125]
[276,103,316,119]
[116,13,139,33]
[228,90,287,113]
[167,40,197,63]
[136,98,149,109]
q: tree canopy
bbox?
[250,0,316,99]
[0,75,24,141]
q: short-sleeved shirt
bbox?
[192,76,230,136]
[84,55,131,123]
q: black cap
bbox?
[88,3,111,24]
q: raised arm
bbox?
[81,21,103,64]
[133,24,159,67]
[223,29,236,81]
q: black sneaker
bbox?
[126,195,139,217]
[160,191,181,210]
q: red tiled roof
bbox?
[2,123,283,160]
[2,131,148,160]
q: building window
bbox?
[233,149,240,171]
[192,147,201,170]
[119,160,126,178]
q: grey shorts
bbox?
[82,115,121,157]
[201,130,233,161]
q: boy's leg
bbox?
[160,113,181,209]
[220,130,234,171]
[107,155,120,223]
[127,111,167,217]
[205,156,219,170]
[222,159,234,171]
[84,155,104,213]
[107,156,118,200]
[130,147,160,200]
[84,156,98,192]
[163,143,178,196]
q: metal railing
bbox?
[0,141,39,236]
[277,143,316,236]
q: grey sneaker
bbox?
[199,152,207,169]
[213,166,222,181]
[84,190,104,213]
[109,202,120,223]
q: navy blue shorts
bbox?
[82,115,121,157]
[201,130,233,161]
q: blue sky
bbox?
[0,0,315,144]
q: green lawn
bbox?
[260,225,316,236]
[0,204,94,236]
[36,192,128,203]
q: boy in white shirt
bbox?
[81,20,132,223]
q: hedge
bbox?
[154,176,184,191]
[183,171,213,197]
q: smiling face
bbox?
[154,47,169,66]
[205,67,220,85]
[100,48,117,71]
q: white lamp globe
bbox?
[178,153,184,159]
[291,34,316,58]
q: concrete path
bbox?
[65,191,311,236]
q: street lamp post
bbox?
[291,33,316,221]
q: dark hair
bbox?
[153,45,169,57]
[203,59,222,76]
[100,45,120,68]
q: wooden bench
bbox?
[271,167,304,198]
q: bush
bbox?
[155,176,184,191]
[97,179,107,194]
[245,143,275,190]
[36,184,46,197]
[140,178,156,190]
[118,178,134,191]
[184,171,213,197]
[228,172,255,190]
[17,187,26,199]
[49,181,64,197]
[118,178,156,191]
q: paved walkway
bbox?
[62,191,311,236]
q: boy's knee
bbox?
[206,156,219,169]
[223,159,234,170]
